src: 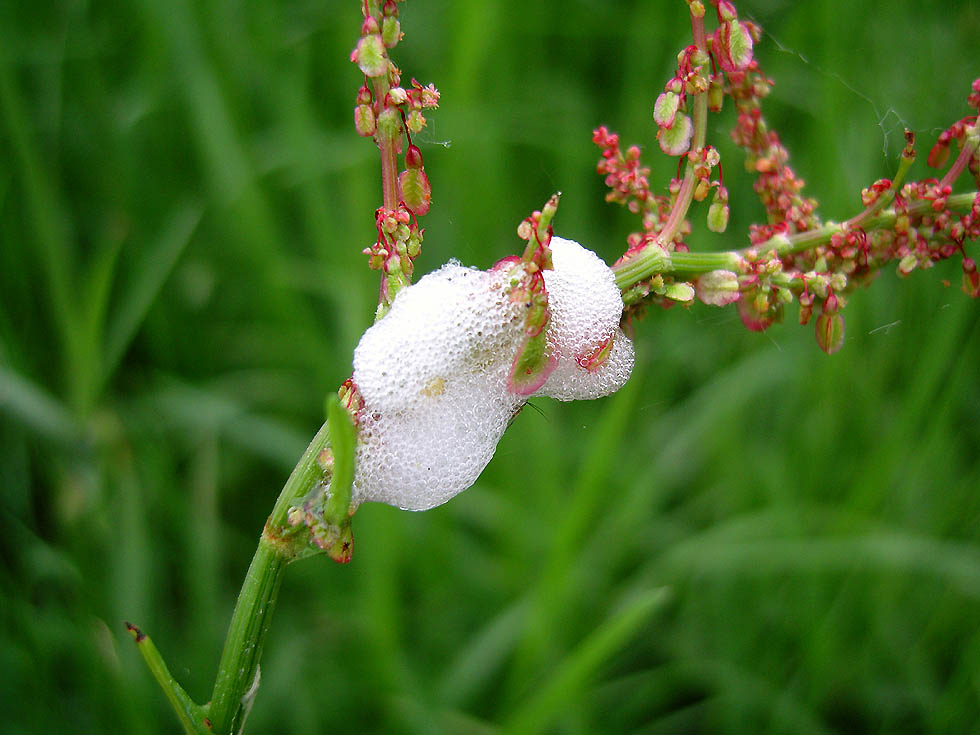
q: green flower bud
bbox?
[728,21,754,69]
[382,16,401,48]
[708,76,724,112]
[653,91,680,128]
[657,113,693,156]
[707,201,730,232]
[815,310,845,354]
[508,330,555,396]
[354,34,387,78]
[354,104,376,137]
[399,166,431,215]
[406,109,425,134]
[376,107,402,141]
[695,270,739,306]
[664,281,695,302]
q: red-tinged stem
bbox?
[655,11,709,249]
[372,78,400,212]
[940,123,979,190]
[847,145,916,229]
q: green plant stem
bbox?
[612,191,978,290]
[613,248,735,290]
[267,419,332,528]
[206,540,285,735]
[206,420,330,735]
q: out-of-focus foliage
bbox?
[1,1,978,732]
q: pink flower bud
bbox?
[576,337,614,372]
[737,291,781,331]
[798,302,813,326]
[361,16,380,35]
[823,291,838,313]
[969,77,980,111]
[516,220,534,241]
[404,144,423,169]
[716,0,738,22]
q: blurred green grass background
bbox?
[2,0,979,732]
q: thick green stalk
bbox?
[206,541,286,735]
[774,192,977,258]
[206,420,330,734]
[612,191,978,291]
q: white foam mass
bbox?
[537,237,635,401]
[351,236,634,510]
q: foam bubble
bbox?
[350,237,633,510]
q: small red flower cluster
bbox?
[727,63,819,236]
[593,126,676,254]
[594,0,979,353]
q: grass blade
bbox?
[504,587,670,735]
[0,364,80,443]
[102,203,203,390]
